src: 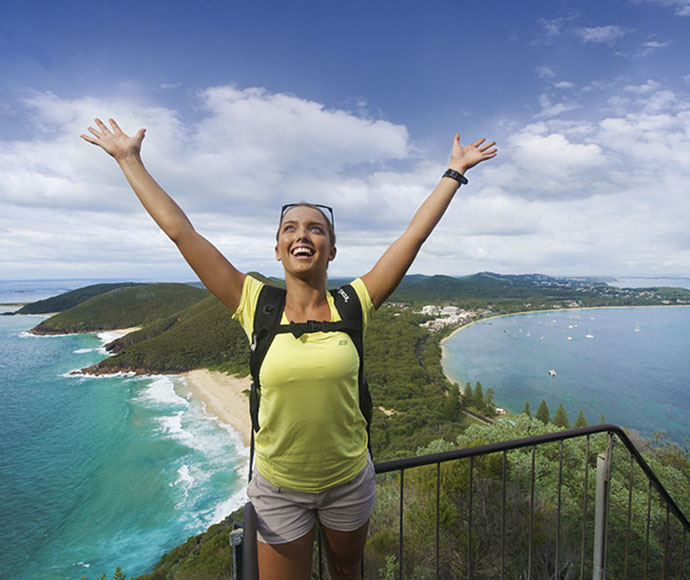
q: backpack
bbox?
[247,282,373,481]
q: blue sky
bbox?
[1,0,689,281]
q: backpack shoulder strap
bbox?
[330,284,363,351]
[249,284,286,386]
[331,284,373,456]
[248,283,285,482]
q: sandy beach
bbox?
[181,369,252,447]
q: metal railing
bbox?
[233,424,690,579]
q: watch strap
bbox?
[443,169,468,185]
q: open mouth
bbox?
[291,245,315,257]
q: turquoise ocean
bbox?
[0,281,247,580]
[443,305,690,444]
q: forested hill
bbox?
[30,283,209,335]
[15,282,142,314]
[84,294,250,375]
[390,272,607,304]
[389,271,690,307]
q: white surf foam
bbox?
[171,464,196,505]
[97,330,128,344]
[138,376,189,408]
[156,411,193,443]
[60,370,136,379]
[207,485,248,526]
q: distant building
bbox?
[419,305,476,332]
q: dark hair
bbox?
[277,202,336,246]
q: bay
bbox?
[442,306,690,444]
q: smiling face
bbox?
[275,205,337,276]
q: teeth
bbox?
[292,246,314,256]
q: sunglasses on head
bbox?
[280,203,335,229]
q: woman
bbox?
[81,118,497,579]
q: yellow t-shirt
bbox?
[233,275,375,493]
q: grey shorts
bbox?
[247,456,376,544]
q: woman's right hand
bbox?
[81,118,146,162]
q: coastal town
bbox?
[418,304,491,332]
[410,274,690,333]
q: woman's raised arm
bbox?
[361,133,497,309]
[81,118,245,312]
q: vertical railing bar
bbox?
[624,453,634,580]
[579,434,590,580]
[317,524,323,579]
[644,479,652,580]
[681,528,687,580]
[661,504,669,580]
[501,450,507,580]
[602,433,614,579]
[399,469,404,580]
[468,456,474,580]
[436,461,440,580]
[556,440,563,580]
[528,445,535,580]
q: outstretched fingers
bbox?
[80,118,145,159]
[480,140,498,157]
[80,118,107,144]
[94,117,112,134]
[109,118,124,134]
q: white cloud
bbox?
[536,65,556,79]
[2,81,690,280]
[632,0,690,16]
[636,39,672,57]
[534,17,573,45]
[624,79,662,93]
[554,81,575,90]
[535,94,581,118]
[575,25,634,46]
[0,86,412,278]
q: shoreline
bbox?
[180,369,252,448]
[64,327,252,447]
[439,303,690,390]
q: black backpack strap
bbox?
[272,319,361,338]
[331,285,373,456]
[250,284,287,389]
[248,284,286,481]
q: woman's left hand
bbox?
[448,133,497,175]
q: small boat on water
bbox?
[585,334,594,339]
[549,369,557,376]
[634,323,641,332]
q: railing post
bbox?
[593,437,614,580]
[230,524,244,580]
[242,502,259,580]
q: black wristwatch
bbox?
[442,169,468,185]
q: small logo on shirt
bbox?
[339,339,349,346]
